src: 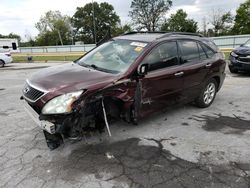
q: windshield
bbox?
[77,40,148,74]
[243,39,250,47]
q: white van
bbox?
[0,38,18,67]
[0,38,18,53]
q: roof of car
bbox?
[114,32,204,43]
[114,33,166,42]
[113,32,219,52]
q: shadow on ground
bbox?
[192,114,250,135]
[231,72,250,78]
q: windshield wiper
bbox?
[90,64,98,70]
[80,63,96,69]
[80,63,119,74]
[84,64,100,71]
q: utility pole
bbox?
[202,17,208,37]
[92,0,97,45]
[57,30,63,46]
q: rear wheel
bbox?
[195,78,217,108]
[0,60,4,68]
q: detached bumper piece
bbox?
[23,100,56,134]
[22,98,63,150]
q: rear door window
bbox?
[178,40,200,63]
[142,41,179,72]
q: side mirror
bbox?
[138,64,149,76]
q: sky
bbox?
[0,0,246,41]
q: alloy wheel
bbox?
[203,82,216,105]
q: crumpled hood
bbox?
[28,63,118,93]
[234,46,250,55]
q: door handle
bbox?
[174,72,184,77]
[205,63,212,68]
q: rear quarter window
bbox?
[201,44,216,58]
[201,38,219,52]
[197,43,208,60]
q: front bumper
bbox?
[23,100,56,134]
[4,57,13,64]
[229,56,250,71]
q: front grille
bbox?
[23,82,45,102]
[239,57,250,63]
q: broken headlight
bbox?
[42,90,84,115]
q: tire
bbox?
[0,60,4,68]
[195,78,218,108]
[229,66,238,73]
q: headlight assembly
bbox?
[230,51,238,58]
[42,90,84,115]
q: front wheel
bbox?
[195,79,218,108]
[0,60,4,68]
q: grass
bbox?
[224,52,230,60]
[12,51,231,63]
[13,55,82,62]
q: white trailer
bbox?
[0,38,18,53]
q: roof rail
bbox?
[123,31,203,38]
[123,31,167,35]
[158,32,203,38]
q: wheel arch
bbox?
[0,59,5,67]
[212,76,220,91]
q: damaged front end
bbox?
[21,78,141,150]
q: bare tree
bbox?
[210,9,234,36]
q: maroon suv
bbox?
[21,32,226,149]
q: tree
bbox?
[72,2,120,44]
[161,9,198,33]
[210,9,234,36]
[113,24,132,36]
[129,0,172,31]
[20,31,37,47]
[35,11,72,46]
[0,33,21,44]
[20,39,37,47]
[233,0,250,34]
